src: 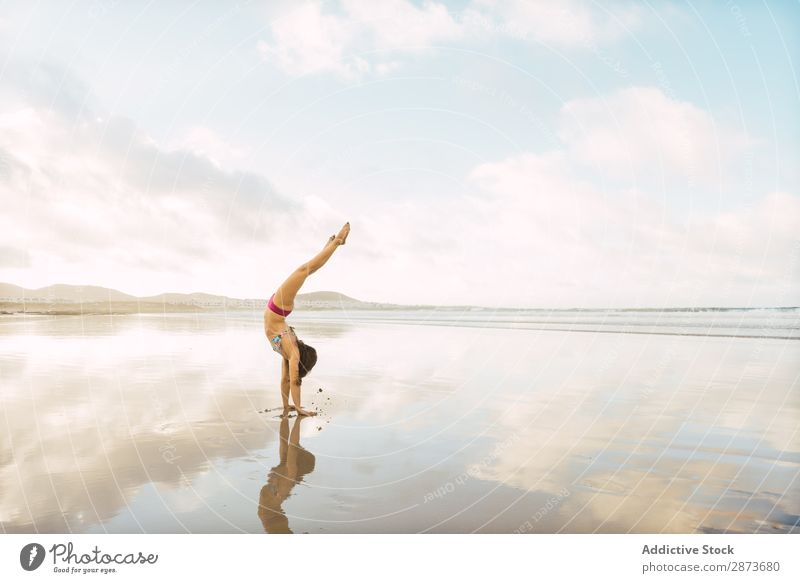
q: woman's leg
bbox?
[273,222,349,310]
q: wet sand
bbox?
[0,312,797,533]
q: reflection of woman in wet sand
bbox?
[264,222,350,417]
[258,416,315,534]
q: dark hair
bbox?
[297,339,317,379]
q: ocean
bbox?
[1,308,797,533]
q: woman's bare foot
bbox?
[295,407,317,417]
[333,222,350,246]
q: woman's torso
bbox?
[263,310,296,355]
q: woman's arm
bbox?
[280,358,291,412]
[287,345,316,416]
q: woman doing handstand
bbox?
[263,222,350,417]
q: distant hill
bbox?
[0,283,26,298]
[1,283,793,315]
[0,283,386,314]
[294,291,368,308]
[141,292,236,304]
[0,283,136,302]
[140,289,371,309]
[295,291,360,303]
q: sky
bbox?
[0,0,798,308]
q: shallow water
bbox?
[1,310,798,533]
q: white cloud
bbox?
[258,2,363,78]
[258,0,641,78]
[342,0,463,48]
[258,0,462,78]
[169,126,246,169]
[0,90,343,297]
[1,59,794,308]
[464,151,799,307]
[385,88,788,306]
[559,86,754,182]
[306,138,799,307]
[465,0,641,46]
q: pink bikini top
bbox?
[267,294,292,317]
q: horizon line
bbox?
[0,282,797,312]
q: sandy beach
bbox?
[0,310,797,533]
